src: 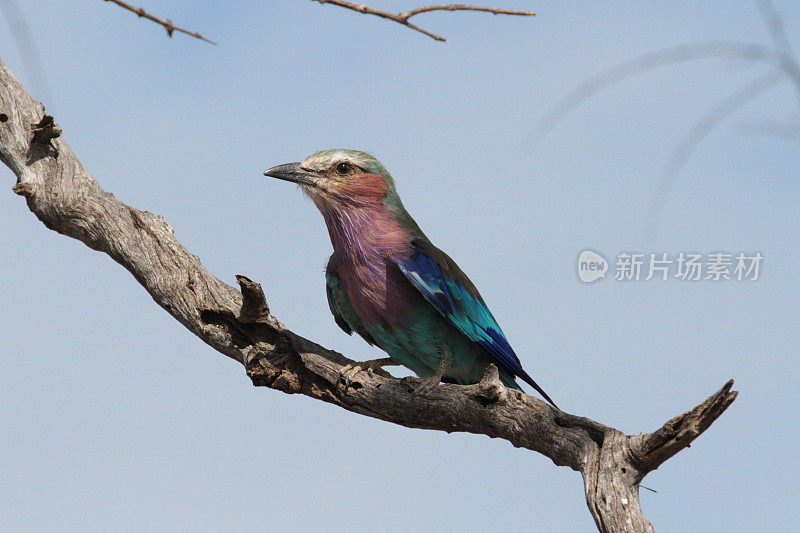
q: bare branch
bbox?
[525,37,800,242]
[643,70,782,240]
[313,1,535,42]
[739,116,800,139]
[103,0,217,45]
[400,4,536,19]
[630,380,738,471]
[526,41,791,150]
[642,3,800,239]
[0,56,736,532]
[754,0,800,107]
[0,0,51,100]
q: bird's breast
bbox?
[324,206,416,326]
[334,243,418,326]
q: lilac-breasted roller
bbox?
[264,149,556,407]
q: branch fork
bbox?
[313,1,535,41]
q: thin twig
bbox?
[103,0,217,45]
[739,116,800,139]
[313,1,535,42]
[524,39,797,242]
[401,4,535,19]
[526,41,790,150]
[645,2,800,239]
[0,0,51,100]
[755,0,800,104]
[644,71,783,240]
[527,3,800,242]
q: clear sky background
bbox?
[1,1,798,531]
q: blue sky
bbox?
[1,1,798,531]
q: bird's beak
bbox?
[263,162,319,188]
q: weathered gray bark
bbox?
[0,56,737,533]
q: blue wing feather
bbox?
[396,241,557,407]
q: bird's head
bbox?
[264,149,398,212]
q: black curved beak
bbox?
[263,162,319,187]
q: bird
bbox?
[264,149,557,407]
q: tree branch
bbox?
[526,38,800,241]
[0,56,736,532]
[103,0,217,45]
[313,1,535,42]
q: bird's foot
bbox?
[413,375,443,396]
[338,357,398,387]
[413,357,452,396]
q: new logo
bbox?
[577,250,608,283]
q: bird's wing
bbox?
[326,254,377,346]
[395,240,557,407]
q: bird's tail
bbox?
[510,369,558,409]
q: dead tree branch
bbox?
[0,56,736,532]
[103,0,217,45]
[313,1,535,41]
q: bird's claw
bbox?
[337,358,397,388]
[412,376,441,396]
[412,356,451,396]
[338,363,363,387]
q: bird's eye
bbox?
[335,162,352,175]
